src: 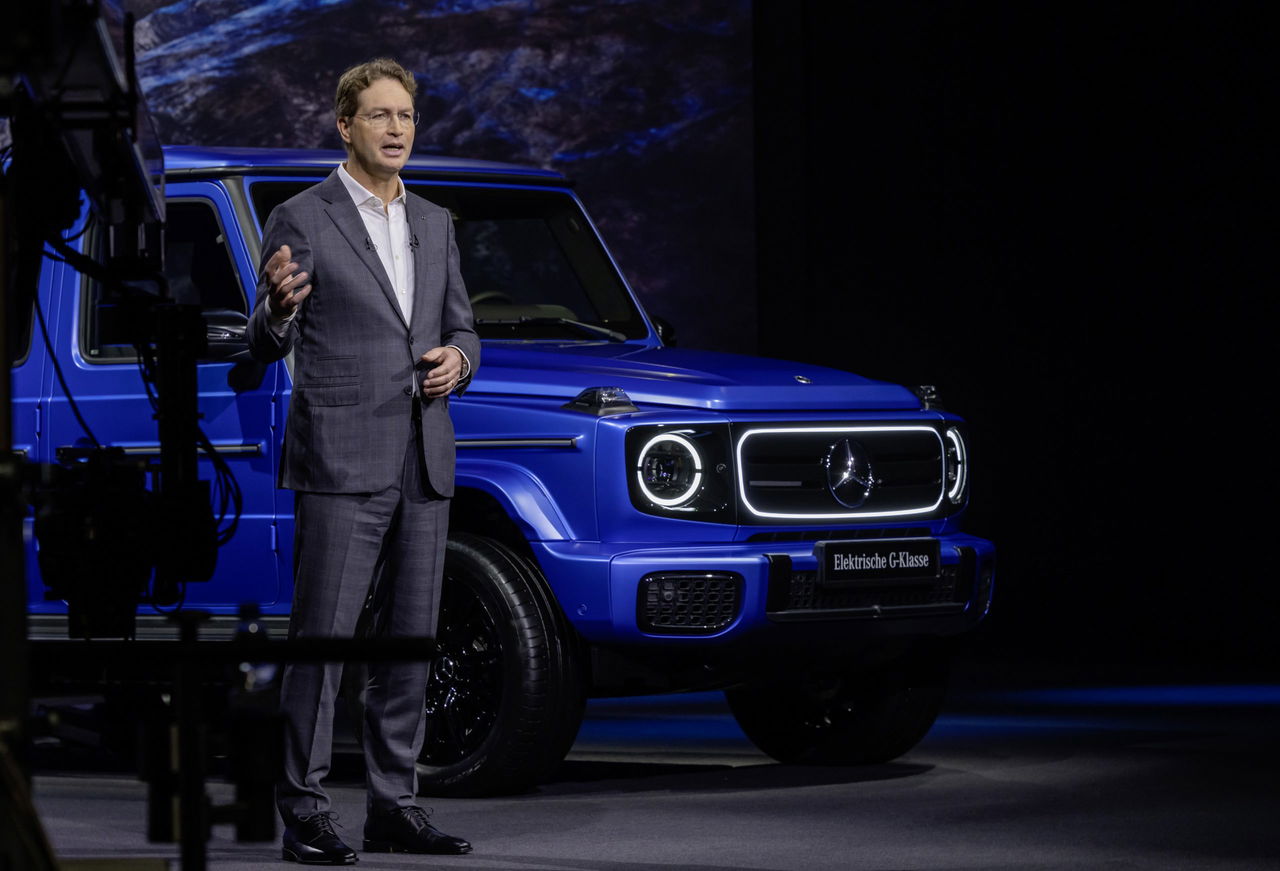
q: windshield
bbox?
[248,179,649,340]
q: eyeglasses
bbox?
[350,110,420,129]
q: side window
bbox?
[82,199,246,362]
[456,217,596,320]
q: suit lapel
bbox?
[407,194,437,335]
[317,171,408,329]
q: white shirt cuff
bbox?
[268,307,295,339]
[448,345,471,380]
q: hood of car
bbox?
[466,342,922,411]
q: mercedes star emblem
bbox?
[824,438,875,508]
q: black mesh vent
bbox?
[638,572,743,635]
[784,568,957,610]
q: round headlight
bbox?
[636,433,703,507]
[945,427,968,504]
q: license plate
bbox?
[815,538,941,586]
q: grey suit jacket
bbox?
[246,170,480,496]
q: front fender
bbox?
[454,459,578,541]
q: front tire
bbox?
[415,534,585,796]
[726,650,948,765]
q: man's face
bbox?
[338,77,415,180]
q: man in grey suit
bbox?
[247,58,480,865]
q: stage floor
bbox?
[27,654,1280,870]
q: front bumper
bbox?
[535,533,995,645]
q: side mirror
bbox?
[652,315,677,346]
[202,308,251,362]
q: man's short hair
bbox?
[334,58,418,120]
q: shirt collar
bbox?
[337,162,405,209]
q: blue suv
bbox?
[18,146,995,795]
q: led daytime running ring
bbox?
[945,427,968,504]
[636,432,703,507]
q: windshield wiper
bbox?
[475,316,628,343]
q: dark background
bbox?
[756,2,1275,678]
[114,1,1274,680]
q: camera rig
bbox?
[2,3,231,869]
[3,0,219,639]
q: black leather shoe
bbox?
[363,806,472,855]
[282,812,358,865]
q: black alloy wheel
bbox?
[725,649,948,765]
[419,560,504,769]
[415,534,585,796]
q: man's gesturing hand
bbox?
[420,346,463,398]
[264,244,311,318]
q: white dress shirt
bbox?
[336,163,415,324]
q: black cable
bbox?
[133,322,243,547]
[149,582,187,615]
[197,424,243,546]
[47,234,113,284]
[32,216,134,449]
[32,276,100,448]
[44,217,245,561]
[61,218,93,243]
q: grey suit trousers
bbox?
[276,420,448,822]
